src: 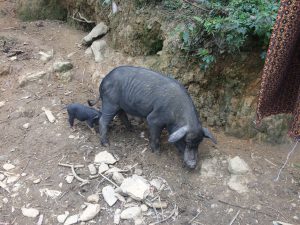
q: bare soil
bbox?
[0,1,300,225]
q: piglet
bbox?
[66,103,101,133]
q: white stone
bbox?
[21,207,39,218]
[201,158,218,177]
[0,101,5,108]
[42,107,56,123]
[140,204,148,212]
[114,193,126,203]
[23,123,30,129]
[120,207,142,220]
[94,151,116,165]
[112,172,124,185]
[98,163,109,174]
[227,175,249,194]
[91,40,108,62]
[88,164,97,175]
[0,174,5,181]
[64,214,79,225]
[57,71,72,82]
[134,168,143,176]
[40,188,61,199]
[85,47,93,56]
[53,61,73,73]
[149,201,168,209]
[33,178,41,184]
[3,163,15,171]
[6,175,20,184]
[134,218,143,225]
[3,198,8,204]
[19,71,47,87]
[102,185,117,206]
[150,178,163,190]
[38,51,52,62]
[114,209,121,224]
[57,211,69,223]
[228,156,250,175]
[120,175,150,201]
[82,22,108,45]
[65,175,74,184]
[87,194,99,203]
[79,204,100,222]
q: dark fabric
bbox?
[256,0,300,138]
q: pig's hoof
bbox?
[101,140,110,147]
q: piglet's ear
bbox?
[202,127,217,144]
[168,126,189,143]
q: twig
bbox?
[98,173,119,188]
[150,205,177,225]
[71,165,89,184]
[274,140,299,181]
[264,205,287,221]
[182,0,209,11]
[58,163,84,168]
[158,196,164,219]
[189,209,202,224]
[218,200,274,217]
[228,210,240,225]
[264,158,277,167]
[78,12,95,24]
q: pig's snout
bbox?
[184,149,198,169]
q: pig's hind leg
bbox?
[118,110,133,131]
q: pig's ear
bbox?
[168,126,189,143]
[202,127,217,144]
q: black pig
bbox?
[66,103,101,132]
[88,66,216,169]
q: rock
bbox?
[112,172,124,185]
[227,175,249,194]
[0,64,10,76]
[98,163,109,174]
[273,222,294,225]
[0,101,5,108]
[57,71,72,83]
[39,188,61,199]
[3,163,15,171]
[87,194,99,203]
[149,201,168,209]
[150,178,163,191]
[65,175,74,184]
[120,207,142,220]
[134,218,143,225]
[85,47,93,56]
[88,164,97,175]
[94,151,116,165]
[134,168,143,176]
[228,156,250,175]
[79,204,100,222]
[114,193,126,203]
[82,22,108,45]
[21,207,39,218]
[33,178,41,184]
[6,175,20,184]
[23,123,30,129]
[120,175,150,201]
[140,204,148,212]
[91,40,108,62]
[57,211,69,223]
[42,107,56,123]
[38,51,53,62]
[0,174,5,181]
[114,209,121,224]
[201,158,218,177]
[91,70,105,85]
[102,185,117,206]
[3,198,8,204]
[53,61,73,73]
[18,71,47,87]
[64,214,79,225]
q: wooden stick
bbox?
[58,163,84,168]
[99,173,119,188]
[71,165,89,184]
[228,210,240,225]
[189,209,202,224]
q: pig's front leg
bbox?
[148,125,163,153]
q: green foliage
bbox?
[180,0,279,70]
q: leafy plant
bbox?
[180,0,279,70]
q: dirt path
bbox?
[0,2,300,225]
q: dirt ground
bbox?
[0,1,300,225]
